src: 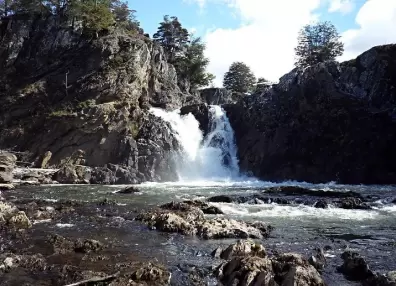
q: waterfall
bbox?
[150,105,240,181]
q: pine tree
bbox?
[295,21,344,68]
[111,0,140,32]
[223,62,256,93]
[174,37,215,89]
[153,15,189,62]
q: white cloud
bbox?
[328,0,355,14]
[201,0,322,85]
[190,0,396,86]
[340,0,396,61]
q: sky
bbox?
[130,0,396,86]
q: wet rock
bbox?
[109,262,171,285]
[196,218,267,239]
[366,271,396,286]
[0,184,14,191]
[49,234,104,254]
[116,186,141,194]
[0,253,46,273]
[164,200,223,215]
[215,256,275,286]
[337,197,371,210]
[136,211,197,235]
[137,204,272,240]
[273,253,326,286]
[314,200,329,209]
[74,239,104,253]
[213,239,266,260]
[180,103,210,136]
[53,164,91,184]
[207,195,236,203]
[0,152,17,184]
[337,250,374,281]
[97,198,118,206]
[7,211,32,228]
[265,186,363,199]
[308,248,326,272]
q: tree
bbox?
[153,15,189,62]
[223,62,256,93]
[111,0,140,32]
[174,37,215,89]
[295,21,344,68]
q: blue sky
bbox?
[129,0,396,86]
[131,0,361,37]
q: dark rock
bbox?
[314,200,329,209]
[207,195,236,203]
[116,186,141,194]
[48,234,104,254]
[308,248,326,272]
[264,186,364,199]
[224,45,396,184]
[180,103,210,136]
[53,164,91,184]
[199,88,234,105]
[180,200,224,214]
[337,197,371,210]
[338,250,374,281]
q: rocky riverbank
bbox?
[1,183,395,286]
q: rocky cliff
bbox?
[0,14,200,183]
[224,45,396,184]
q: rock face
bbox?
[199,88,234,105]
[0,14,198,184]
[224,45,396,184]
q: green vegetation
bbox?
[153,15,189,63]
[153,16,214,90]
[49,109,74,118]
[295,21,344,68]
[1,0,141,35]
[77,99,96,110]
[174,37,215,89]
[223,62,256,93]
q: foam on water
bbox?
[211,202,394,221]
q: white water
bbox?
[150,105,240,182]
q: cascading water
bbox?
[150,105,240,181]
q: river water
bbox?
[3,105,396,285]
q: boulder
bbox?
[337,250,374,281]
[53,164,91,184]
[195,218,267,240]
[308,248,326,272]
[212,239,266,260]
[0,152,17,183]
[136,202,273,240]
[116,186,141,194]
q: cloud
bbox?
[201,0,321,85]
[190,0,396,86]
[340,0,396,61]
[328,0,355,14]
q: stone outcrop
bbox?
[0,14,198,184]
[214,241,326,286]
[224,45,396,184]
[136,201,273,239]
[199,88,234,105]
